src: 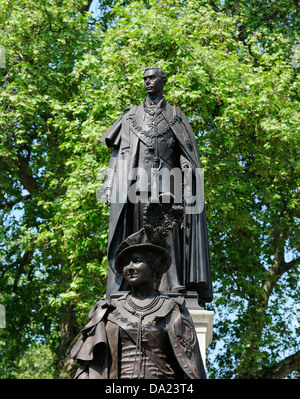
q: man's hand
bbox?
[104,188,112,206]
[181,163,192,200]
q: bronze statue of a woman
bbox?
[71,199,206,379]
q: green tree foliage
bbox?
[0,0,299,378]
[0,0,106,378]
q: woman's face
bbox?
[122,251,154,287]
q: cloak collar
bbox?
[143,96,167,109]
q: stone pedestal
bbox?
[189,308,213,370]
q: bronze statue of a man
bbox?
[100,66,212,304]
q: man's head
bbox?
[143,66,168,98]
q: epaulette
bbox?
[88,299,110,319]
[121,106,132,116]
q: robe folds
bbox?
[70,293,207,379]
[100,97,213,303]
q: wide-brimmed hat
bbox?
[114,194,183,275]
[114,228,172,275]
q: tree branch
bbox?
[12,250,34,293]
[263,228,298,306]
[17,155,39,194]
[278,257,300,276]
[209,1,220,13]
[255,351,300,379]
[1,154,39,195]
[80,0,94,13]
[0,194,31,210]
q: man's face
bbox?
[143,69,165,97]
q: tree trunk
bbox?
[55,304,80,379]
[255,351,300,379]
